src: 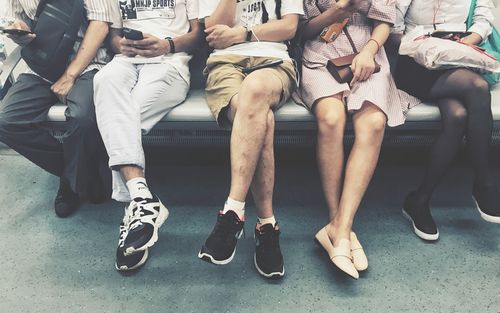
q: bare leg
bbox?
[250,111,275,219]
[226,70,282,203]
[329,102,387,244]
[314,96,346,221]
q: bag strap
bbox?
[467,0,477,29]
[35,0,49,18]
[343,26,358,54]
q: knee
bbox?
[357,112,387,140]
[317,109,346,134]
[240,74,280,108]
[468,76,490,95]
[67,106,98,132]
[443,105,468,129]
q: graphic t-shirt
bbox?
[199,0,303,59]
[110,0,198,82]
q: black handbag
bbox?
[21,0,85,82]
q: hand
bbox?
[6,20,36,46]
[205,25,245,49]
[51,72,76,104]
[119,33,170,58]
[460,33,483,46]
[350,51,376,86]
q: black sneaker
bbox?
[54,178,80,218]
[472,182,500,224]
[115,203,148,271]
[198,210,244,265]
[123,194,169,255]
[254,223,284,278]
[402,192,439,241]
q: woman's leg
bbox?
[412,98,468,204]
[428,69,493,186]
[329,102,387,245]
[314,96,347,221]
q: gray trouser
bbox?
[0,71,107,195]
[94,59,189,202]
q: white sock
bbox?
[258,215,276,227]
[126,177,152,200]
[222,197,245,220]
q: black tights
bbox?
[415,69,494,203]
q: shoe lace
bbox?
[129,199,147,230]
[212,214,242,243]
[118,202,137,246]
[257,225,279,249]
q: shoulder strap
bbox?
[343,26,358,54]
[35,0,49,18]
[467,0,477,29]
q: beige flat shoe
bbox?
[350,232,368,271]
[315,226,359,279]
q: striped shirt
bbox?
[6,0,114,77]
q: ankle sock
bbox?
[258,215,276,227]
[223,197,245,220]
[126,177,152,200]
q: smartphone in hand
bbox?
[0,28,33,36]
[122,28,144,41]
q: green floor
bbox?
[0,148,498,313]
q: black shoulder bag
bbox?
[21,0,85,82]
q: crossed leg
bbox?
[225,69,283,218]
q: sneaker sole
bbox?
[197,229,243,265]
[254,254,285,279]
[115,249,149,272]
[402,209,439,241]
[124,201,170,255]
[472,196,500,224]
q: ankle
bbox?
[327,222,351,244]
[410,190,431,206]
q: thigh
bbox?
[134,63,189,111]
[428,68,487,101]
[66,70,97,121]
[134,64,190,132]
[0,73,56,124]
[205,56,246,127]
[94,59,139,95]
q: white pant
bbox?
[94,59,189,202]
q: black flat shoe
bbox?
[54,178,80,218]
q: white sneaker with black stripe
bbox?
[115,202,148,271]
[123,194,169,255]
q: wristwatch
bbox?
[165,37,175,54]
[245,28,252,42]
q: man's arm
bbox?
[205,14,299,50]
[203,0,237,29]
[119,20,203,58]
[51,20,109,103]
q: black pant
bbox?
[0,71,106,195]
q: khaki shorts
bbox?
[204,55,298,128]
